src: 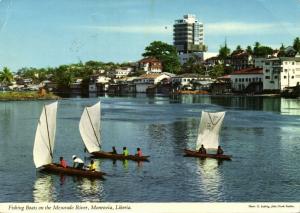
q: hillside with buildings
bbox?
[1,14,300,98]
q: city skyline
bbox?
[0,0,299,71]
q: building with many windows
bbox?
[263,54,300,91]
[173,14,206,54]
[230,67,263,92]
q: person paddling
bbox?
[72,155,84,169]
[217,146,224,155]
[111,146,117,154]
[136,148,142,157]
[123,147,129,156]
[198,144,206,154]
[59,157,68,168]
[87,160,96,171]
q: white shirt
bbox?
[74,157,84,164]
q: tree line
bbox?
[1,37,299,87]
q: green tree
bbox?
[246,46,253,54]
[293,37,300,52]
[253,42,273,57]
[181,54,205,74]
[278,43,286,57]
[209,64,225,78]
[142,41,181,74]
[0,67,14,86]
[219,42,231,60]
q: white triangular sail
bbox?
[33,102,58,168]
[196,111,225,150]
[79,101,101,153]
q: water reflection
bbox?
[196,159,223,201]
[75,178,104,202]
[280,99,300,115]
[33,174,57,202]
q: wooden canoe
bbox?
[184,149,232,160]
[91,151,150,162]
[41,163,106,179]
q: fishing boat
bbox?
[33,102,106,179]
[184,111,232,160]
[79,101,150,162]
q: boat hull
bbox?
[91,151,150,162]
[41,163,106,179]
[184,149,232,160]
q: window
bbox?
[245,78,248,82]
[291,76,294,79]
[265,69,270,73]
[284,69,288,72]
[284,76,287,79]
[265,76,270,79]
[235,79,238,82]
[242,78,244,82]
[274,76,278,79]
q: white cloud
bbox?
[205,22,300,35]
[81,25,172,34]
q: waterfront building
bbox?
[89,75,111,93]
[107,67,133,79]
[172,73,212,90]
[134,73,171,93]
[138,57,162,73]
[230,67,263,93]
[263,54,300,92]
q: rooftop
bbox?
[231,67,263,75]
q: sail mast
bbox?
[86,107,101,148]
[44,105,53,160]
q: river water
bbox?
[0,95,300,202]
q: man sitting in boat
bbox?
[217,146,224,155]
[198,144,206,154]
[59,157,68,168]
[135,148,142,157]
[123,147,129,156]
[111,146,117,154]
[87,160,96,171]
[72,155,84,169]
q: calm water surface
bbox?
[0,95,300,202]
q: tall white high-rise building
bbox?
[173,14,206,53]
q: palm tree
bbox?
[0,67,14,86]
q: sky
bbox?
[0,0,300,71]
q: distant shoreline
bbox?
[0,91,60,101]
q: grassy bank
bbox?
[0,91,60,101]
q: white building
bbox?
[172,73,212,89]
[179,52,218,65]
[138,57,162,73]
[134,73,171,93]
[108,67,133,79]
[263,54,300,91]
[174,14,205,53]
[89,75,111,92]
[253,57,266,68]
[230,68,263,91]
